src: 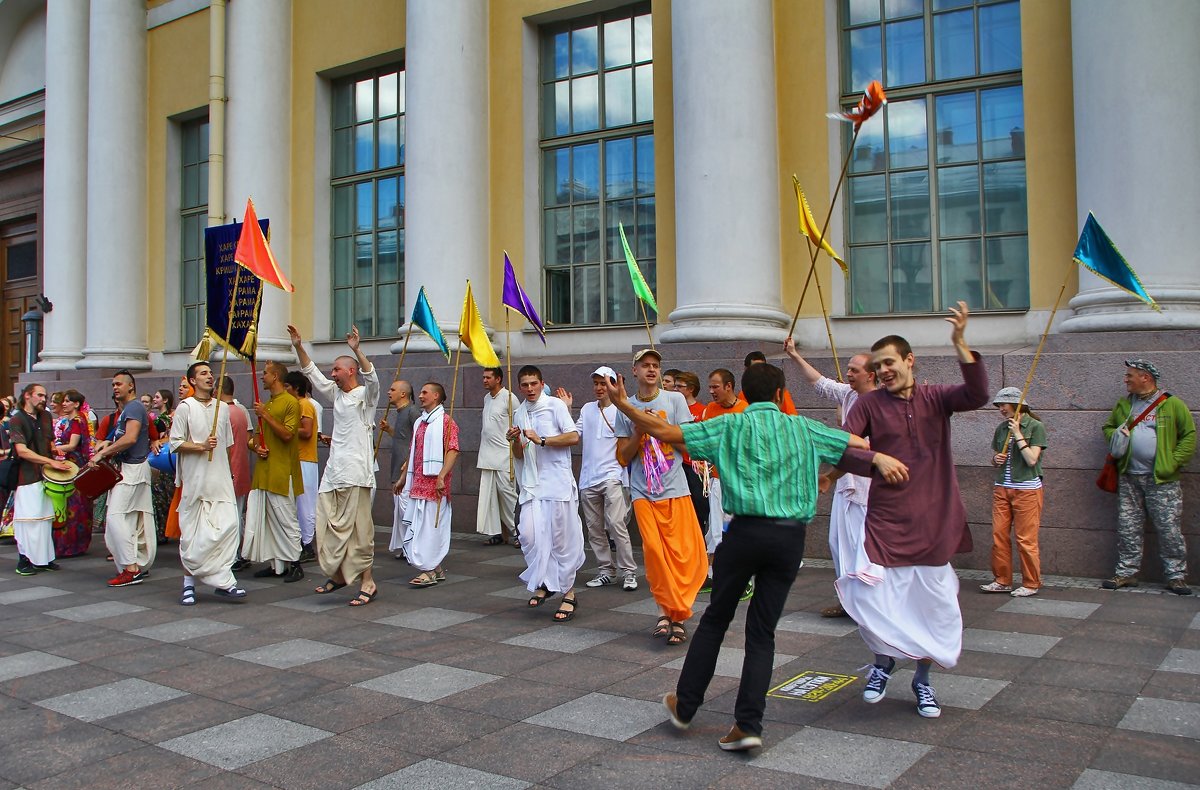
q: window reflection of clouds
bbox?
[605,68,633,127]
[848,0,880,25]
[847,26,882,92]
[572,25,597,74]
[604,18,631,68]
[885,19,923,87]
[887,99,927,169]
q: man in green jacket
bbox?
[1101,359,1195,595]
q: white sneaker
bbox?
[585,573,614,588]
[1010,586,1039,597]
[622,574,638,591]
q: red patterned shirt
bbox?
[409,413,460,501]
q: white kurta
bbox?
[476,388,519,536]
[514,393,584,593]
[170,398,239,590]
[302,361,379,492]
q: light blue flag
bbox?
[411,287,451,360]
[1074,212,1160,311]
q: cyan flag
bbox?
[411,287,451,360]
[1074,212,1159,311]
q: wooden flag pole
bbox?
[209,265,242,461]
[787,125,862,340]
[373,320,417,459]
[1000,260,1074,452]
[803,236,844,382]
[639,299,655,352]
[506,310,514,482]
[435,339,464,529]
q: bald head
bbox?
[330,355,361,392]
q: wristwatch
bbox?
[540,437,547,447]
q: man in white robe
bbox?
[400,383,459,586]
[289,323,381,607]
[507,365,583,622]
[91,371,155,587]
[9,384,71,575]
[785,338,877,617]
[476,366,520,545]
[169,362,245,604]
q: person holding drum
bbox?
[10,383,72,576]
[47,389,94,558]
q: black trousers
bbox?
[674,516,806,735]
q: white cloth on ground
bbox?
[835,562,962,668]
[12,482,54,565]
[301,360,379,492]
[401,496,452,571]
[518,497,585,593]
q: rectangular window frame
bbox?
[179,116,209,349]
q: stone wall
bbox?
[22,329,1197,581]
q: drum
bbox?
[42,460,80,523]
[74,460,123,500]
[148,442,177,475]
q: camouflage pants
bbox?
[1115,474,1187,579]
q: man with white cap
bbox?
[1102,359,1194,595]
[556,366,638,591]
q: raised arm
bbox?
[605,375,686,449]
[783,337,824,385]
[287,324,313,369]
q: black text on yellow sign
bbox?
[767,670,858,702]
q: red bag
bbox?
[74,460,123,499]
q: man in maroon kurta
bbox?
[835,302,989,719]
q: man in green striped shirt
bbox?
[606,362,907,751]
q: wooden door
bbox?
[1,223,39,397]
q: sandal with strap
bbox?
[553,595,578,622]
[652,615,671,638]
[409,572,438,588]
[348,588,378,607]
[667,621,688,645]
[485,535,505,545]
[528,586,553,608]
[179,585,196,607]
[315,579,347,595]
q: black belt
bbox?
[730,515,807,529]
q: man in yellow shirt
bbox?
[243,361,304,582]
[285,371,320,563]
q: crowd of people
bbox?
[1,303,1193,752]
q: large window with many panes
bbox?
[540,5,655,327]
[331,66,405,338]
[180,117,209,348]
[842,0,1026,315]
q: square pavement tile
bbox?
[776,611,859,637]
[228,638,354,669]
[487,584,539,600]
[662,646,797,678]
[751,726,931,788]
[963,628,1061,658]
[998,597,1101,620]
[36,678,188,722]
[158,712,331,769]
[1072,768,1200,789]
[1118,697,1200,739]
[0,585,71,605]
[357,758,530,789]
[524,691,666,741]
[0,650,77,682]
[612,597,667,616]
[889,668,1009,710]
[356,663,500,702]
[375,607,485,632]
[128,618,241,643]
[479,554,530,568]
[1157,648,1200,675]
[502,626,621,654]
[47,601,149,622]
[269,596,349,613]
[1189,612,1199,630]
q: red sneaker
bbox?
[107,569,143,587]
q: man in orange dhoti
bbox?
[613,349,707,646]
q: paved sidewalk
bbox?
[0,534,1197,789]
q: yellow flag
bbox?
[458,280,500,368]
[793,176,847,274]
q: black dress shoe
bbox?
[283,564,305,583]
[253,565,284,578]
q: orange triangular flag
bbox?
[234,198,294,292]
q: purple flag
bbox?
[501,252,546,342]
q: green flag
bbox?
[618,222,658,313]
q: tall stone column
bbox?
[396,0,490,353]
[36,0,89,370]
[225,0,294,360]
[78,0,150,369]
[660,0,789,342]
[1060,0,1200,331]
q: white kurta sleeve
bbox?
[301,361,339,402]
[168,401,191,452]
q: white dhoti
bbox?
[476,469,518,536]
[705,478,731,554]
[12,482,55,566]
[388,493,409,554]
[836,562,962,668]
[105,462,155,571]
[828,492,868,579]
[518,497,585,593]
[177,499,239,589]
[297,461,319,544]
[243,489,301,566]
[401,496,452,571]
